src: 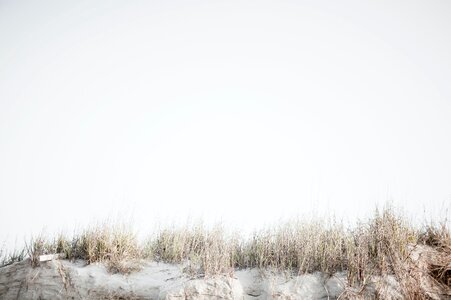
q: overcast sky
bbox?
[1,0,451,246]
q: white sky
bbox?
[1,0,451,247]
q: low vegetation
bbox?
[1,207,450,298]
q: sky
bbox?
[1,0,451,247]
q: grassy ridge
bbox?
[1,207,450,298]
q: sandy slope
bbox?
[0,258,402,299]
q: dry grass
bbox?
[242,218,348,274]
[0,246,25,268]
[147,222,238,276]
[22,223,141,273]
[1,207,450,298]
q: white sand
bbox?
[0,258,403,299]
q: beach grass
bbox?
[1,207,450,298]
